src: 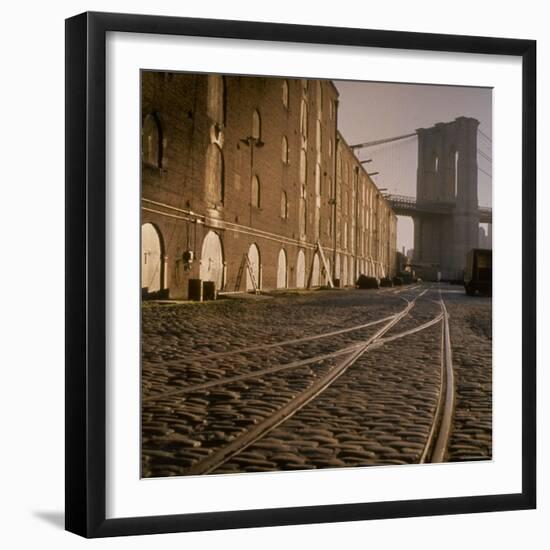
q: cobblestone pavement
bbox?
[141,283,492,477]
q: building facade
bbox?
[141,72,397,299]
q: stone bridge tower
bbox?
[414,117,480,279]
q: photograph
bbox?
[140,72,493,478]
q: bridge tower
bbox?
[414,117,480,279]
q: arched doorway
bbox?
[310,253,320,287]
[141,223,163,293]
[296,249,306,288]
[342,256,348,287]
[276,249,287,289]
[246,243,261,291]
[200,231,224,290]
[322,258,331,286]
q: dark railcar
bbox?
[464,248,492,296]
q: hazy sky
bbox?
[335,80,492,252]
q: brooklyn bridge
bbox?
[352,116,492,280]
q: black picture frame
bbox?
[65,11,536,538]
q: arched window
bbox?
[299,195,307,238]
[328,138,333,157]
[281,136,289,164]
[280,191,288,219]
[251,175,260,208]
[142,114,162,168]
[299,148,307,184]
[300,99,308,139]
[453,150,459,197]
[205,143,224,205]
[252,110,261,140]
[343,221,348,249]
[282,80,289,109]
[316,120,322,153]
[315,163,321,197]
[207,75,225,125]
[434,154,439,172]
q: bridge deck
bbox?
[386,194,492,223]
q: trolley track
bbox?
[142,285,457,476]
[183,289,428,475]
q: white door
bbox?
[200,231,224,290]
[141,223,162,292]
[311,253,320,287]
[246,243,260,291]
[343,256,348,285]
[296,249,306,288]
[276,249,287,289]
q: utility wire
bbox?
[478,128,492,143]
[477,149,492,163]
[478,166,492,179]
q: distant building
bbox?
[141,73,397,299]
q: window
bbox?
[315,163,321,196]
[282,80,289,109]
[281,136,289,164]
[280,191,288,219]
[142,113,162,168]
[452,150,459,197]
[299,196,307,237]
[433,153,439,172]
[251,175,260,207]
[252,109,261,140]
[299,148,307,184]
[316,120,322,153]
[205,143,224,205]
[207,75,225,125]
[300,99,308,139]
[343,221,348,249]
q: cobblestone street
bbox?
[141,283,492,478]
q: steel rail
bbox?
[419,292,455,463]
[165,314,396,363]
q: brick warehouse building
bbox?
[141,72,397,299]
